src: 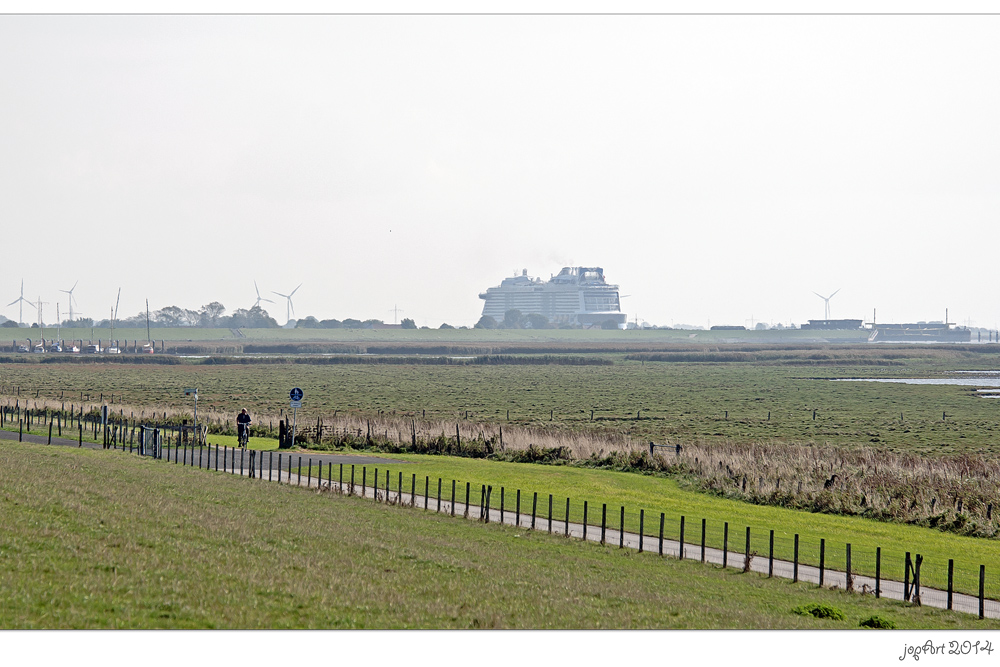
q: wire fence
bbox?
[5,416,1000,621]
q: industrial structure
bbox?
[869,321,972,343]
[800,319,864,330]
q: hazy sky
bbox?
[2,10,998,328]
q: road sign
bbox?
[290,400,302,408]
[183,388,197,396]
[289,387,303,401]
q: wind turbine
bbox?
[272,284,302,325]
[60,281,79,323]
[813,289,841,320]
[253,281,275,309]
[6,280,35,325]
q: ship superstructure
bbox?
[479,267,627,327]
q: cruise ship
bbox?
[479,267,627,327]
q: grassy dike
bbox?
[291,451,1000,598]
[1,442,996,629]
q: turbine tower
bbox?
[253,281,274,309]
[272,283,302,325]
[813,289,841,320]
[6,280,35,325]
[60,281,79,323]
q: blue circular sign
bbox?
[289,387,303,401]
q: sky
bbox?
[2,6,999,329]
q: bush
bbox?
[792,603,845,621]
[859,615,896,629]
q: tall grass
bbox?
[5,390,1000,538]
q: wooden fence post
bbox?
[819,539,825,586]
[680,516,685,560]
[948,559,954,610]
[548,494,553,534]
[424,476,429,510]
[500,488,505,524]
[639,510,645,553]
[904,552,911,601]
[701,519,707,563]
[659,513,665,556]
[532,492,537,530]
[466,482,470,518]
[582,501,588,541]
[846,543,853,592]
[601,504,607,545]
[565,498,570,537]
[437,478,442,512]
[516,490,521,527]
[451,480,456,516]
[619,506,625,549]
[745,527,751,572]
[979,565,986,619]
[876,547,881,598]
[793,534,799,583]
[768,530,774,577]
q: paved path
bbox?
[2,427,996,620]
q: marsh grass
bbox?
[6,392,1000,536]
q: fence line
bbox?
[4,422,999,620]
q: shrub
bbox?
[792,603,845,621]
[859,615,896,629]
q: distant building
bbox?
[870,322,971,342]
[479,267,627,327]
[710,325,746,331]
[800,319,864,330]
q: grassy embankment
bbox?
[288,450,1000,600]
[0,441,991,630]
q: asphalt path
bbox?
[2,427,997,620]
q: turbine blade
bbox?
[829,288,841,299]
[273,291,288,298]
[290,283,302,296]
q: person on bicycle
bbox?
[236,408,252,448]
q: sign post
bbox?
[289,388,303,447]
[184,388,198,445]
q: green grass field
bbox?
[286,450,1000,599]
[3,353,1000,454]
[1,441,993,629]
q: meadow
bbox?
[1,441,993,629]
[3,342,1000,547]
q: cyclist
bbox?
[236,408,252,448]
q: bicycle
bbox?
[238,425,250,449]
